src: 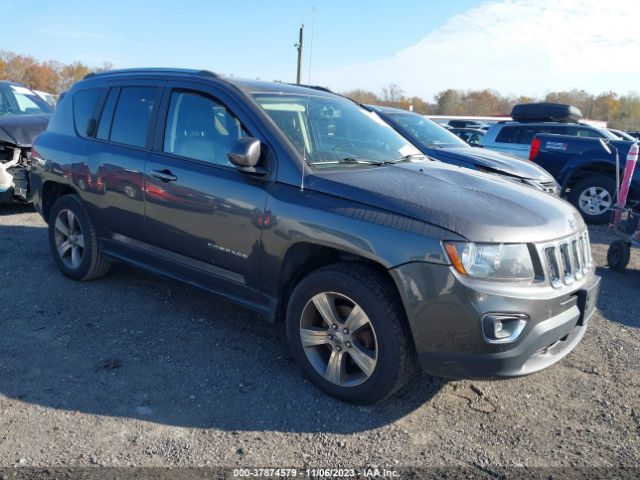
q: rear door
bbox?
[74,81,163,241]
[143,81,273,296]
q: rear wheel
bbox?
[286,263,413,404]
[607,239,631,272]
[48,194,111,281]
[568,175,616,225]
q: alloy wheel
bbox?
[53,209,85,269]
[578,186,612,216]
[299,292,378,387]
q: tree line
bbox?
[343,85,640,130]
[1,49,638,130]
[0,50,112,95]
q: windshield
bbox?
[387,112,468,148]
[253,93,420,165]
[0,83,54,116]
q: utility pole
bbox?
[295,24,304,84]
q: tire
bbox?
[285,263,414,404]
[48,194,111,281]
[607,239,631,272]
[568,175,616,225]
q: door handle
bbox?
[150,169,177,182]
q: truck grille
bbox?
[542,231,592,288]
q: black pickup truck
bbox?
[530,134,640,224]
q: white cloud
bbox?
[314,0,640,99]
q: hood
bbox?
[0,114,52,147]
[306,161,584,243]
[429,145,554,181]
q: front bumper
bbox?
[390,262,600,379]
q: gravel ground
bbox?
[0,204,639,471]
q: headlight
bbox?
[444,242,535,281]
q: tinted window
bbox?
[0,83,53,116]
[73,88,102,137]
[517,126,566,145]
[110,87,158,148]
[163,91,248,166]
[494,126,519,144]
[388,112,467,147]
[96,88,119,140]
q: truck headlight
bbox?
[444,242,535,281]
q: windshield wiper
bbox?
[315,157,385,166]
[382,153,429,164]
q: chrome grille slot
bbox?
[571,239,583,279]
[541,231,591,289]
[559,244,573,285]
[545,247,561,288]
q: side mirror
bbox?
[598,138,612,155]
[228,137,261,171]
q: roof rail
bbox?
[83,68,219,80]
[285,83,334,93]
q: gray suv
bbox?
[30,69,600,404]
[482,121,619,159]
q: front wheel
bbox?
[607,239,631,272]
[286,264,413,404]
[568,175,616,225]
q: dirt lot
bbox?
[0,204,639,471]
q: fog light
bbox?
[482,313,528,344]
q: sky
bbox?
[4,0,640,100]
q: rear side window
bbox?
[96,88,119,140]
[494,126,519,144]
[517,125,566,145]
[73,88,102,137]
[110,87,158,148]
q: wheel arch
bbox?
[274,242,407,325]
[562,161,618,191]
[41,181,79,224]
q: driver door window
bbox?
[163,91,248,166]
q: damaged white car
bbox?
[0,80,52,203]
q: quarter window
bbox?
[110,87,158,148]
[163,91,248,166]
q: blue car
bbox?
[365,104,560,195]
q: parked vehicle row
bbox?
[481,117,618,160]
[0,80,53,204]
[530,133,640,224]
[363,104,559,195]
[29,69,600,404]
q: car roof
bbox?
[81,68,337,98]
[364,104,413,114]
[450,128,486,133]
[495,121,586,127]
[0,80,25,87]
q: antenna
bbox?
[300,6,316,192]
[295,24,304,85]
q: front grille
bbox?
[541,231,592,288]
